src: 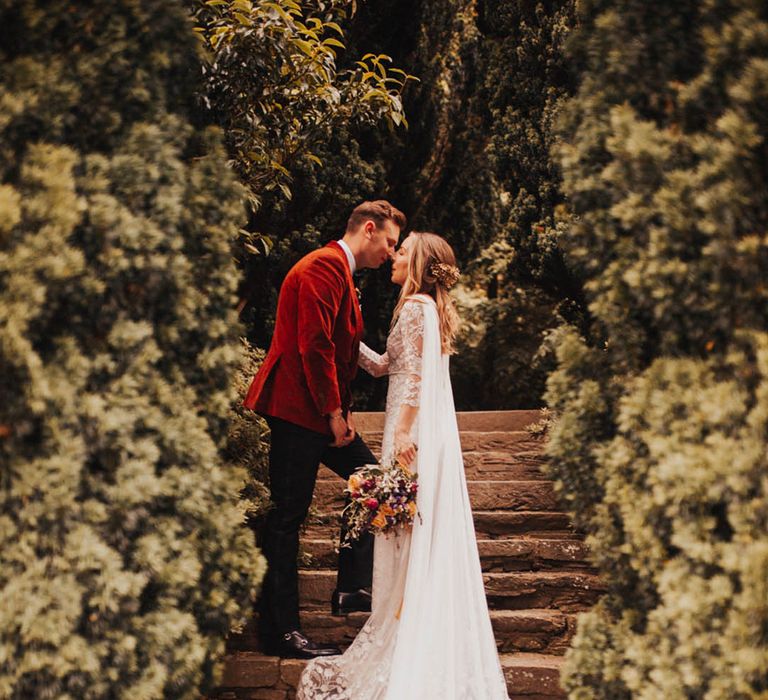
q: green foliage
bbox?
[546,0,768,696]
[0,1,265,696]
[192,0,415,212]
[226,339,272,520]
[233,0,581,410]
[427,0,580,409]
[451,274,561,409]
[192,0,416,389]
[560,335,768,698]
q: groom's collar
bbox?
[336,239,357,275]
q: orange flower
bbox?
[371,512,387,529]
[380,504,395,517]
[348,473,363,492]
[407,501,418,517]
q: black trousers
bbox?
[259,416,376,638]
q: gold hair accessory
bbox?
[428,262,460,289]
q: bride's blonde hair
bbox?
[392,232,461,355]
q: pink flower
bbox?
[365,498,379,510]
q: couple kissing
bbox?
[245,200,509,699]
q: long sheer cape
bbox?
[297,296,508,699]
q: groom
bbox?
[244,200,405,658]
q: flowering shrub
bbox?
[546,0,768,697]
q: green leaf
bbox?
[269,160,290,176]
[293,39,315,57]
[323,38,345,50]
[262,2,292,22]
[282,0,302,13]
[324,21,344,36]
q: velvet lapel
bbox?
[327,241,362,332]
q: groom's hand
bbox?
[328,411,352,447]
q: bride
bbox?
[296,232,509,699]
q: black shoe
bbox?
[331,588,372,616]
[262,630,341,659]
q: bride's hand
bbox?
[394,430,417,468]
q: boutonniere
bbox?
[355,286,362,304]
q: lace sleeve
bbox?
[358,342,389,377]
[399,301,425,407]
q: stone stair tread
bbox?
[502,653,565,698]
[474,511,574,536]
[300,536,592,572]
[315,478,556,486]
[318,462,549,482]
[501,652,564,668]
[482,570,605,587]
[317,435,548,476]
[494,608,570,625]
[228,607,577,656]
[215,650,565,698]
[297,569,604,614]
[312,479,559,512]
[349,429,544,440]
[296,569,602,582]
[353,410,544,433]
[232,607,571,634]
[241,606,571,628]
[316,424,550,479]
[306,509,573,526]
[301,526,581,542]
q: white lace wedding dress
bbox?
[296,295,509,700]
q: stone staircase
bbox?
[214,411,604,699]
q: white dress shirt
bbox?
[336,239,357,275]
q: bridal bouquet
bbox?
[340,458,420,548]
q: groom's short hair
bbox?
[346,200,406,233]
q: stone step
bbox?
[213,650,564,699]
[228,607,576,656]
[503,653,565,698]
[302,510,576,540]
[483,571,605,612]
[353,410,545,433]
[311,479,559,512]
[474,511,575,538]
[298,570,604,613]
[318,446,548,481]
[463,450,548,479]
[300,537,592,572]
[351,430,547,455]
[493,609,575,655]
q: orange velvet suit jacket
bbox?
[243,242,363,436]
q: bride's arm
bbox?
[358,341,389,377]
[394,302,424,467]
